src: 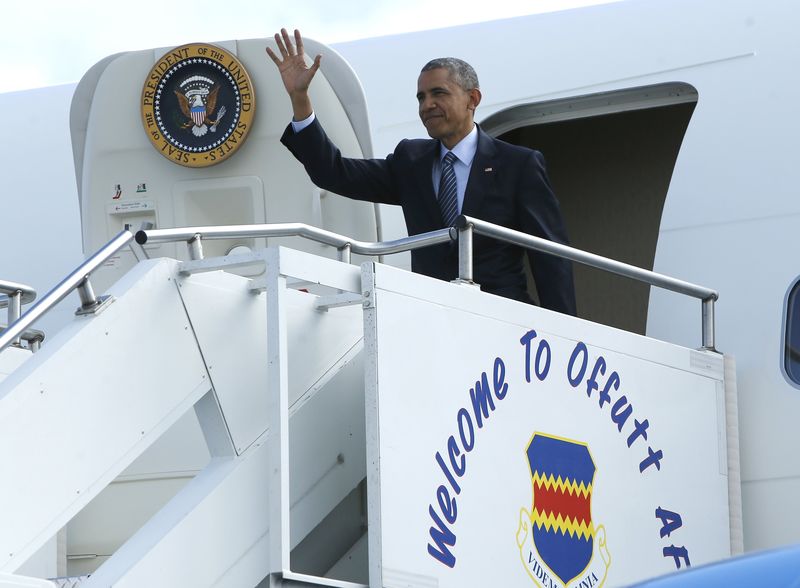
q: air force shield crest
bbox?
[517,433,610,588]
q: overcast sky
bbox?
[1,0,622,93]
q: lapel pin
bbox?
[484,167,493,172]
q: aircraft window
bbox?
[786,279,800,385]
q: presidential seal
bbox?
[516,433,611,588]
[141,43,255,167]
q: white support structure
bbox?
[83,248,369,587]
[268,251,292,585]
[0,346,31,385]
[361,262,731,587]
[0,573,54,588]
[263,248,366,588]
[0,247,371,586]
[0,244,736,587]
[0,259,211,574]
[83,445,270,587]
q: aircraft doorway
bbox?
[482,83,697,335]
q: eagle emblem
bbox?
[141,43,255,167]
[174,75,227,137]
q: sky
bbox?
[1,0,621,93]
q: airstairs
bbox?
[0,217,740,587]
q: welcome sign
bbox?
[362,264,730,587]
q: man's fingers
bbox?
[309,54,322,75]
[273,32,288,59]
[281,28,296,57]
[265,46,281,65]
[268,28,310,69]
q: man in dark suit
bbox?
[267,29,577,315]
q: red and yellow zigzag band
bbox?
[531,471,594,540]
[530,510,595,541]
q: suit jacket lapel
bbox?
[462,126,498,218]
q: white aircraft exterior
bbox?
[0,0,797,585]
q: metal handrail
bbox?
[455,215,719,350]
[0,280,37,307]
[1,216,719,355]
[135,223,455,262]
[0,326,45,352]
[0,225,450,356]
[1,280,38,347]
[0,230,134,354]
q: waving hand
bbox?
[266,28,321,120]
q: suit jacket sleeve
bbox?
[280,117,402,206]
[518,150,577,316]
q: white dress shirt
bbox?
[291,112,316,133]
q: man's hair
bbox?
[420,58,480,91]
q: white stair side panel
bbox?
[283,292,364,408]
[0,346,31,383]
[362,262,729,586]
[176,270,366,456]
[174,269,269,455]
[81,450,270,588]
[0,572,55,588]
[14,535,57,581]
[66,405,213,577]
[0,259,211,573]
[84,343,367,587]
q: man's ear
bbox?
[468,88,482,112]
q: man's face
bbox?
[417,67,481,149]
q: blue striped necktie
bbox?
[438,151,459,227]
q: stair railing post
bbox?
[188,234,204,261]
[8,291,22,345]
